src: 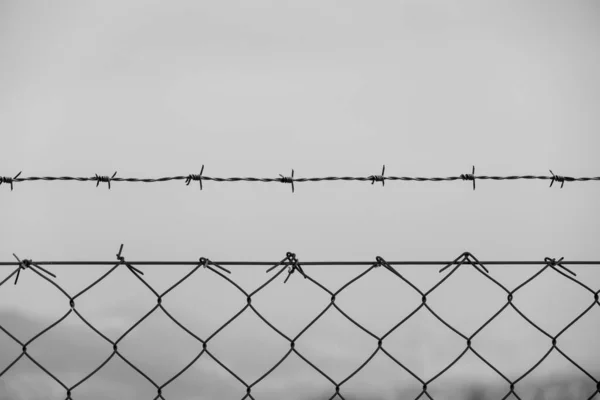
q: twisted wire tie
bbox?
[465,251,489,274]
[186,165,205,190]
[375,256,392,271]
[279,169,295,193]
[369,165,386,186]
[12,253,56,285]
[544,256,576,276]
[116,244,144,276]
[265,253,303,281]
[95,171,117,190]
[283,251,306,283]
[374,256,409,281]
[460,166,476,191]
[375,256,386,268]
[0,171,21,191]
[199,257,231,274]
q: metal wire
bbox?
[1,247,599,400]
[2,166,600,192]
[2,260,600,266]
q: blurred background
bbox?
[1,1,599,399]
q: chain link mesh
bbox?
[1,248,599,400]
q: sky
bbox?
[1,1,600,399]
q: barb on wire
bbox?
[12,253,56,285]
[0,171,21,191]
[95,171,117,190]
[369,165,386,186]
[116,244,143,276]
[460,166,476,191]
[186,165,205,190]
[279,169,295,193]
[2,168,599,192]
[0,250,599,400]
[549,170,573,189]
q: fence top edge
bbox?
[2,260,600,266]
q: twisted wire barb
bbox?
[0,250,599,400]
[369,165,386,186]
[0,171,21,191]
[279,169,295,193]
[95,171,117,190]
[185,165,204,190]
[460,166,476,191]
[2,166,598,192]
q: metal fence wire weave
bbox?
[0,247,599,400]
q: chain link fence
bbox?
[1,247,599,400]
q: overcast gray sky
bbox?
[1,1,600,399]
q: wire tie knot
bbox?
[369,165,386,186]
[544,256,575,276]
[115,244,144,276]
[460,166,476,190]
[199,257,231,274]
[20,258,31,269]
[186,165,205,190]
[374,256,396,272]
[279,169,295,193]
[549,170,566,189]
[373,255,407,280]
[1,171,22,191]
[95,171,117,190]
[116,244,126,264]
[12,253,56,285]
[283,251,306,283]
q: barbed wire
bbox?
[1,246,599,400]
[2,166,600,192]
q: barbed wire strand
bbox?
[0,247,599,400]
[2,166,600,192]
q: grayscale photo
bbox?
[1,1,599,399]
